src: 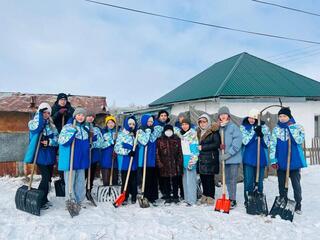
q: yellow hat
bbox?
[105,115,116,125]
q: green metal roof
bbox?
[150,52,320,106]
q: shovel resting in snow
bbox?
[138,145,150,208]
[269,134,296,222]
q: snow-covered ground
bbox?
[1,166,320,240]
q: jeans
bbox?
[64,170,86,204]
[183,168,197,205]
[225,164,240,201]
[243,164,265,203]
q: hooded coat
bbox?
[197,114,221,175]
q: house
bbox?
[149,52,320,147]
[0,92,107,176]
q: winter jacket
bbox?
[240,118,271,168]
[24,112,59,165]
[270,119,307,171]
[197,123,221,175]
[138,114,163,168]
[176,128,199,170]
[51,102,74,133]
[156,134,183,177]
[58,119,90,171]
[89,124,103,164]
[114,116,150,171]
[100,127,117,169]
[220,121,243,165]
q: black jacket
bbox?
[197,123,221,175]
[51,102,74,133]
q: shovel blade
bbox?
[97,185,120,202]
[138,195,150,208]
[214,194,230,214]
[113,191,126,208]
[15,185,44,216]
[66,199,81,218]
[269,196,295,222]
[246,191,268,216]
[86,190,97,207]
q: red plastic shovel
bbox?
[113,135,139,208]
[215,128,231,213]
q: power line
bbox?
[252,0,320,17]
[85,0,320,45]
[270,46,320,61]
[267,45,316,59]
[277,49,320,65]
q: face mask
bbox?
[164,130,173,137]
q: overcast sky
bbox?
[1,0,319,106]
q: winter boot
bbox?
[230,200,237,209]
[295,202,302,215]
[206,197,215,205]
[200,196,208,204]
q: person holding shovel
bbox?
[270,107,307,214]
[176,118,199,206]
[25,102,59,210]
[138,114,163,204]
[218,106,242,209]
[240,109,270,208]
[85,111,103,194]
[51,93,74,133]
[101,115,119,186]
[58,107,90,208]
[114,116,150,204]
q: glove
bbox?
[220,144,225,150]
[39,107,48,113]
[59,108,67,115]
[122,143,133,150]
[254,126,264,138]
[220,153,231,161]
[271,163,279,170]
[128,150,136,157]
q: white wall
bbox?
[170,98,320,147]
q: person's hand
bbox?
[254,126,264,138]
[198,145,202,151]
[59,108,67,115]
[220,153,231,161]
[41,140,48,147]
[271,163,279,170]
[220,144,225,150]
[128,150,135,157]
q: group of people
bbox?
[24,93,307,215]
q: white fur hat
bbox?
[38,102,52,114]
[248,108,260,119]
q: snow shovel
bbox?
[66,121,81,218]
[97,152,120,202]
[15,132,45,216]
[215,128,231,214]
[269,135,296,222]
[138,145,150,208]
[86,128,97,207]
[113,135,139,208]
[247,114,268,216]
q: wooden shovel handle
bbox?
[87,126,93,191]
[123,134,139,192]
[285,131,292,189]
[220,129,226,196]
[28,132,43,190]
[68,120,77,196]
[255,114,261,184]
[141,145,148,194]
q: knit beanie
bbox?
[73,107,87,118]
[57,93,68,101]
[278,107,293,119]
[218,106,230,116]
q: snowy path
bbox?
[1,166,320,240]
